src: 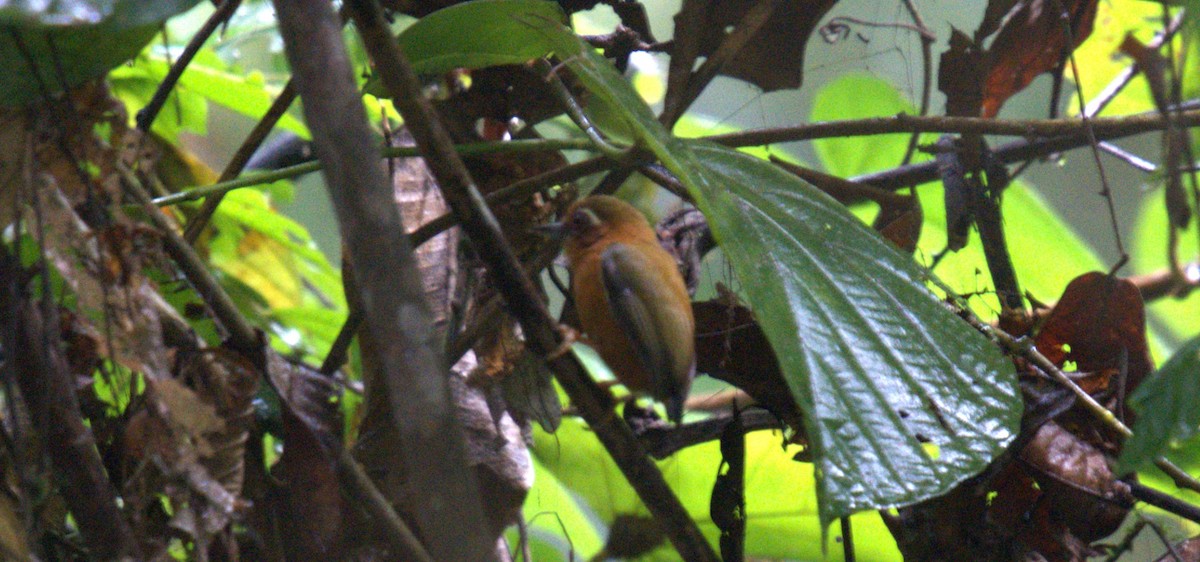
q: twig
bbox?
[276,0,493,559]
[660,0,710,128]
[633,409,781,459]
[821,16,934,44]
[841,516,856,562]
[184,80,297,242]
[317,156,620,377]
[335,448,433,562]
[1,197,140,559]
[1102,519,1147,562]
[1099,141,1158,173]
[136,0,243,132]
[935,276,1200,495]
[153,138,597,207]
[1127,480,1200,525]
[347,0,718,559]
[1056,0,1127,271]
[118,163,260,353]
[536,60,632,160]
[898,0,934,167]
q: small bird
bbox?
[538,195,695,422]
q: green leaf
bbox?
[522,16,1022,531]
[0,0,201,106]
[685,141,1022,530]
[175,51,309,138]
[530,417,902,561]
[109,54,208,141]
[1119,334,1200,472]
[809,73,932,177]
[364,0,566,96]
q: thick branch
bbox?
[346,1,719,560]
[271,0,492,560]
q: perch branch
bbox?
[347,0,718,559]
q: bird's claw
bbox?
[544,324,579,360]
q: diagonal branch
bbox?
[346,0,719,560]
[272,0,494,559]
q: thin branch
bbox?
[183,80,297,242]
[347,0,718,559]
[153,138,597,207]
[318,156,621,377]
[934,276,1200,495]
[673,0,782,124]
[536,60,633,160]
[633,409,781,459]
[335,449,434,562]
[708,105,1200,147]
[898,0,934,166]
[136,0,243,132]
[1056,0,1126,270]
[852,100,1200,191]
[275,0,493,559]
[1127,480,1200,525]
[1,201,140,560]
[660,0,710,128]
[118,163,260,353]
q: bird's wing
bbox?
[600,243,689,420]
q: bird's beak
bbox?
[532,221,568,240]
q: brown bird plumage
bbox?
[544,195,695,422]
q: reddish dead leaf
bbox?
[1035,272,1153,397]
[980,0,1099,117]
[690,0,839,92]
[262,352,346,558]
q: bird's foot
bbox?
[543,324,579,360]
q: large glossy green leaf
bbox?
[1119,334,1200,472]
[0,0,200,106]
[520,15,1023,530]
[363,0,566,96]
[684,142,1022,528]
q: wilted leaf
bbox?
[1020,422,1132,542]
[1035,271,1154,398]
[978,0,1100,117]
[683,0,838,92]
[692,295,804,438]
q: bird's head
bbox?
[534,195,654,257]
